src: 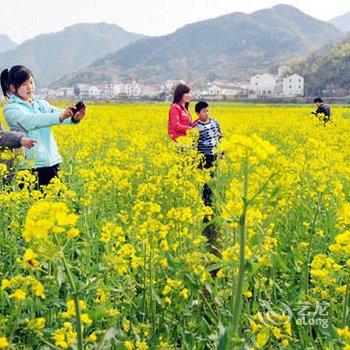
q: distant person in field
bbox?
[1,65,87,188]
[312,97,331,125]
[193,101,222,207]
[168,84,192,141]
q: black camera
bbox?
[72,100,85,115]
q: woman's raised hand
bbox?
[60,105,74,122]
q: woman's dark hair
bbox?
[173,83,190,110]
[1,65,33,98]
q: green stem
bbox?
[39,337,62,350]
[228,153,249,348]
[61,253,84,350]
[80,268,114,293]
[200,290,219,323]
[142,241,147,322]
[304,193,323,294]
[149,232,156,340]
[247,172,275,206]
[343,274,350,326]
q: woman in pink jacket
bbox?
[168,84,192,140]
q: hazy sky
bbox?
[1,0,349,43]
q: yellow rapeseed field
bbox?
[1,103,350,349]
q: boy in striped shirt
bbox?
[193,101,222,206]
[193,101,222,169]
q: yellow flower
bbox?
[337,326,350,341]
[272,327,281,340]
[179,288,189,299]
[61,299,88,319]
[10,289,26,301]
[317,184,327,192]
[244,291,253,298]
[52,330,68,349]
[336,285,347,294]
[321,290,329,298]
[95,288,107,303]
[159,341,172,350]
[284,323,292,336]
[67,228,80,239]
[162,285,171,295]
[22,248,40,268]
[250,320,262,333]
[1,279,11,290]
[0,337,9,349]
[217,269,225,278]
[34,317,46,330]
[23,201,78,243]
[32,281,46,299]
[256,331,269,347]
[81,313,92,325]
[124,340,134,350]
[52,322,77,349]
[281,339,289,346]
[87,332,97,342]
[107,309,119,317]
[122,319,130,332]
[61,300,75,318]
[136,341,149,350]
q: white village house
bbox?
[207,84,222,95]
[100,84,120,99]
[56,87,75,98]
[88,86,100,99]
[121,80,141,98]
[249,69,304,98]
[283,74,304,97]
[250,73,276,97]
[140,84,164,98]
[202,80,245,97]
[36,68,304,100]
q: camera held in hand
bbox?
[71,100,85,115]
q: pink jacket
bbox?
[167,103,192,140]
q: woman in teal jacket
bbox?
[1,65,86,187]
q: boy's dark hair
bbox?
[1,65,33,98]
[173,83,190,110]
[314,97,324,103]
[195,101,209,114]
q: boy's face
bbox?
[315,101,321,107]
[197,107,210,122]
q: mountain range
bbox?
[292,35,350,96]
[53,4,344,87]
[0,5,348,88]
[0,23,144,86]
[330,12,350,32]
[0,34,17,53]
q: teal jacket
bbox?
[3,95,76,169]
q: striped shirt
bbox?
[193,118,222,155]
